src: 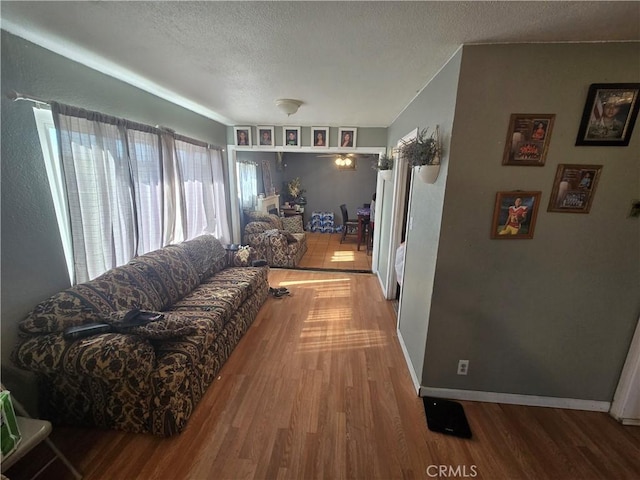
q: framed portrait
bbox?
[311,127,329,148]
[502,114,555,166]
[257,126,274,147]
[234,127,252,146]
[491,191,541,239]
[283,127,301,148]
[547,164,602,213]
[338,127,357,148]
[575,83,640,146]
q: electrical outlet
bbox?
[457,360,469,375]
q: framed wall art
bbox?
[257,126,274,147]
[312,127,329,147]
[502,114,555,166]
[338,127,357,148]
[547,164,602,213]
[234,126,252,146]
[491,191,541,239]
[575,83,640,146]
[283,127,301,147]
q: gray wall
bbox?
[1,31,228,375]
[395,42,639,402]
[389,49,462,384]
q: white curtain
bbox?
[175,139,230,243]
[210,149,231,243]
[51,102,231,283]
[237,161,257,210]
[53,107,136,283]
[127,128,166,254]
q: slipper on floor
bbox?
[269,287,289,294]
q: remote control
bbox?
[63,323,112,340]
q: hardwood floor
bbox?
[6,269,640,480]
[297,232,372,272]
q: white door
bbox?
[611,315,640,425]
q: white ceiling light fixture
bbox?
[335,156,356,170]
[276,98,303,116]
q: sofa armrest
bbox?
[13,333,156,382]
[12,333,70,375]
[63,333,156,382]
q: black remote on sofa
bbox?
[63,323,112,340]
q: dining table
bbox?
[355,207,370,251]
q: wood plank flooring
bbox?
[5,269,640,480]
[297,232,371,271]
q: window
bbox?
[34,104,230,284]
[33,107,74,283]
[236,161,258,210]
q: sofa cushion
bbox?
[265,229,297,243]
[128,245,200,309]
[177,235,228,280]
[244,221,272,235]
[201,266,269,296]
[19,265,164,334]
[105,311,198,340]
[244,211,282,229]
[169,283,246,325]
[281,215,304,233]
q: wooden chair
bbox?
[339,204,359,243]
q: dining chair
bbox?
[339,204,359,243]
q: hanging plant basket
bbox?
[417,164,440,184]
[399,126,442,184]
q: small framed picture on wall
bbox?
[257,126,275,147]
[575,83,640,146]
[312,127,329,147]
[283,127,301,147]
[547,164,602,213]
[234,127,252,146]
[491,191,541,239]
[502,114,555,166]
[338,127,357,148]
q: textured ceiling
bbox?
[2,1,639,127]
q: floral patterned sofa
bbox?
[243,212,307,268]
[11,235,268,436]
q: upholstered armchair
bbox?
[243,213,307,267]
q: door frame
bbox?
[381,128,416,299]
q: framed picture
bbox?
[491,191,541,239]
[502,114,555,166]
[257,126,274,147]
[234,127,252,146]
[311,127,329,147]
[547,164,602,213]
[338,127,357,148]
[575,83,640,146]
[283,127,301,148]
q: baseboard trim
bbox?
[419,386,611,412]
[397,328,421,395]
[621,418,640,426]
